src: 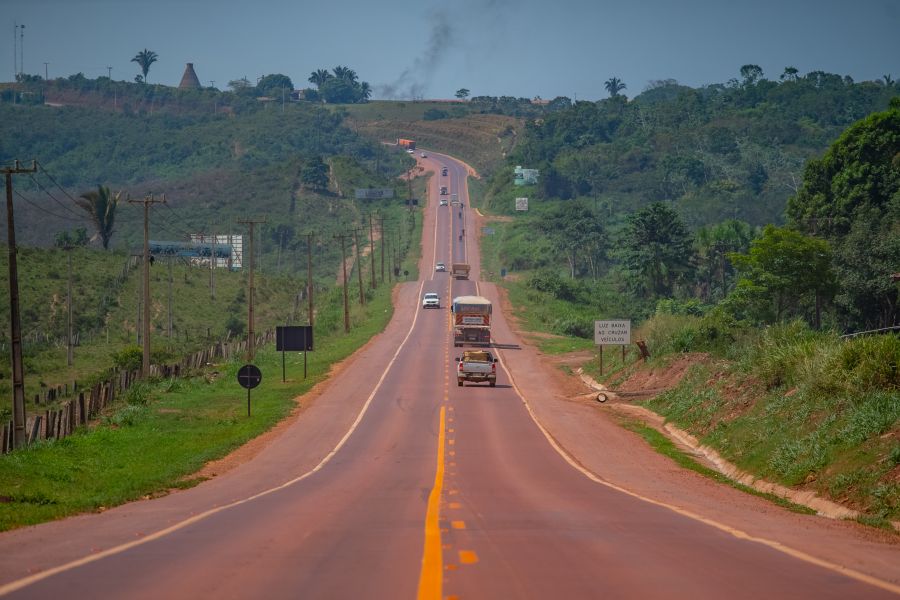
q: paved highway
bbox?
[0,152,897,599]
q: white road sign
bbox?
[515,197,528,211]
[594,320,631,345]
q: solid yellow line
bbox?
[417,405,446,600]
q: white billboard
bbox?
[594,320,631,345]
[515,197,528,211]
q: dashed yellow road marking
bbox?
[451,521,466,530]
[459,550,479,564]
[449,502,462,509]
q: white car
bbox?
[421,152,428,158]
[435,262,446,272]
[406,149,414,154]
[439,199,448,206]
[422,292,441,309]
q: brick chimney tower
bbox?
[179,63,201,89]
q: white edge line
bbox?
[0,280,429,597]
[493,348,900,595]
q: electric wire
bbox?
[27,173,87,219]
[14,190,83,222]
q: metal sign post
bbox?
[237,364,262,416]
[276,325,314,381]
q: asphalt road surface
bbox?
[0,152,898,599]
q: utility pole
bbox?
[167,255,174,341]
[237,218,266,360]
[43,62,48,81]
[19,24,24,76]
[210,232,216,300]
[352,228,365,306]
[368,213,376,290]
[377,215,386,284]
[128,194,166,377]
[307,233,314,329]
[107,66,112,79]
[334,233,351,333]
[3,160,36,449]
[63,244,74,366]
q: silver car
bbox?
[422,292,441,309]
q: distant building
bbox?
[178,63,202,89]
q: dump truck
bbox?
[456,349,498,387]
[452,295,491,347]
[451,263,470,280]
[398,138,416,150]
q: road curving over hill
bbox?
[0,151,898,599]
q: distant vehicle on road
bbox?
[440,199,448,206]
[440,186,448,195]
[442,167,448,176]
[422,292,441,309]
[398,138,416,150]
[456,350,497,387]
[435,262,446,272]
[421,152,428,158]
[451,263,470,280]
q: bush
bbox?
[112,346,143,372]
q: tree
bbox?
[308,69,332,88]
[619,202,695,298]
[300,156,329,190]
[727,225,835,327]
[694,220,755,301]
[75,185,124,250]
[786,102,900,329]
[228,77,252,93]
[780,66,799,82]
[257,74,294,98]
[883,74,894,87]
[536,201,607,278]
[740,64,763,86]
[604,77,626,98]
[332,66,358,84]
[358,81,372,102]
[131,49,158,83]
[455,88,470,100]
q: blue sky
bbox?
[3,0,898,100]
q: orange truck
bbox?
[398,138,416,150]
[452,295,492,347]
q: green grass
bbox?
[623,421,816,515]
[0,270,398,531]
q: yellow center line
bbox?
[417,406,446,600]
[459,550,479,565]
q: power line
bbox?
[14,189,82,222]
[27,173,85,219]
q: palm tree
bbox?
[333,66,357,84]
[358,81,372,102]
[780,66,799,82]
[75,185,124,250]
[308,69,332,88]
[604,77,626,98]
[131,49,158,83]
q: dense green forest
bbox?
[480,71,898,333]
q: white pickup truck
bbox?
[456,350,497,387]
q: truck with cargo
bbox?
[451,263,470,280]
[452,295,491,347]
[398,138,416,150]
[456,350,498,387]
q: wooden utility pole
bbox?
[209,232,217,300]
[368,214,376,290]
[334,233,351,332]
[307,233,314,329]
[63,244,74,366]
[237,218,266,360]
[128,194,166,377]
[352,228,365,306]
[377,216,386,284]
[167,255,174,340]
[3,160,36,449]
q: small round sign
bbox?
[237,364,262,390]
